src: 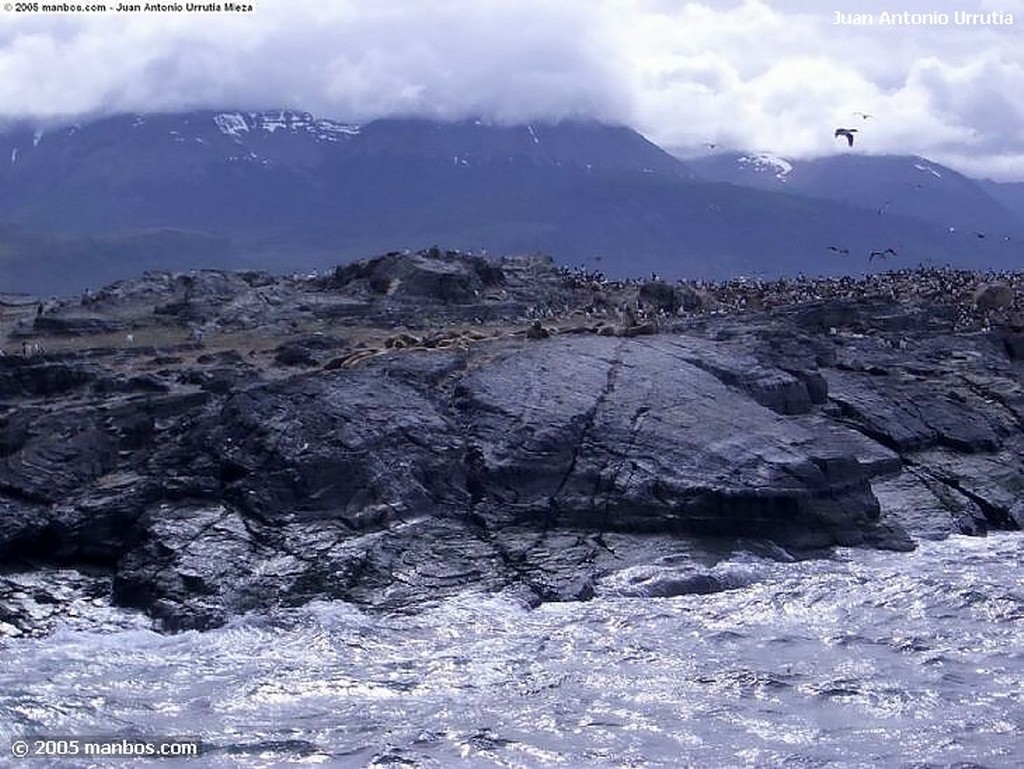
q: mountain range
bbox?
[685,151,1023,239]
[0,110,1021,294]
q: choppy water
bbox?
[1,533,1022,768]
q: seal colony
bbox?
[5,247,1024,369]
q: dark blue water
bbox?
[2,532,1021,768]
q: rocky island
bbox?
[2,249,1022,636]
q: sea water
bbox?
[1,533,1021,768]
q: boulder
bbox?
[330,249,504,304]
[32,313,125,335]
[638,280,679,313]
[973,283,1014,312]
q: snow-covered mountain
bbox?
[0,110,691,188]
[0,111,1020,293]
[716,152,797,185]
[686,152,1024,239]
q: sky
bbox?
[1,0,1022,180]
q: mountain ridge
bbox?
[0,110,1020,294]
[685,151,1023,238]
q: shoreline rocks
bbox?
[1,249,1022,635]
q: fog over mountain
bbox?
[1,0,1023,180]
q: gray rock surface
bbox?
[1,250,1021,635]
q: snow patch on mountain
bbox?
[214,113,249,137]
[259,111,292,133]
[227,150,262,164]
[315,120,361,140]
[914,162,943,178]
[738,153,793,181]
[213,111,360,142]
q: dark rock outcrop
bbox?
[1,250,1022,635]
[327,249,504,303]
[0,357,96,399]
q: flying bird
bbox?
[827,246,850,255]
[853,112,873,120]
[834,128,858,147]
[703,142,717,149]
[869,248,897,261]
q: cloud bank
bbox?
[0,0,1022,179]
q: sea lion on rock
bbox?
[385,333,423,350]
[338,349,379,368]
[526,320,550,340]
[619,321,658,337]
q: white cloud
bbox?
[0,0,1021,178]
[621,1,1024,178]
[0,0,633,123]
